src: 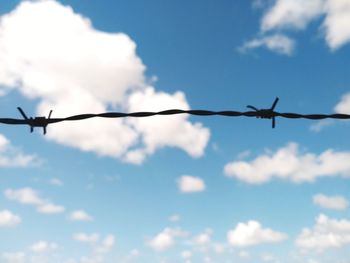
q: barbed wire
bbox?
[1,98,349,134]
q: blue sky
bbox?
[1,0,350,262]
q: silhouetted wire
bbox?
[1,98,350,134]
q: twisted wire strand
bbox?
[1,98,349,133]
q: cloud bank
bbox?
[0,0,209,164]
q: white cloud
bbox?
[313,194,348,210]
[244,0,350,53]
[296,214,350,251]
[261,0,325,31]
[95,234,115,254]
[334,92,350,114]
[169,214,180,223]
[73,233,99,244]
[37,203,65,214]
[193,229,212,246]
[0,134,37,167]
[323,0,350,50]
[49,178,63,186]
[187,228,226,255]
[0,0,209,164]
[239,34,295,55]
[148,231,174,252]
[125,87,210,164]
[310,119,334,133]
[5,188,43,205]
[227,220,287,247]
[224,142,350,184]
[74,234,115,263]
[148,228,187,252]
[68,210,93,221]
[4,187,65,214]
[311,92,350,132]
[30,241,58,253]
[0,210,21,227]
[177,175,206,193]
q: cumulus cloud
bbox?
[177,175,206,193]
[224,142,350,184]
[0,0,209,164]
[68,210,93,221]
[148,228,188,252]
[239,34,295,55]
[0,210,21,227]
[125,88,210,164]
[261,0,325,31]
[296,214,350,251]
[227,220,287,247]
[0,134,37,167]
[30,241,58,253]
[4,187,65,214]
[323,0,350,50]
[313,194,348,210]
[334,92,350,114]
[242,0,350,54]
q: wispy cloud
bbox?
[313,194,348,210]
[29,241,58,253]
[311,92,350,132]
[49,178,63,186]
[169,214,180,223]
[0,134,38,167]
[73,232,99,244]
[239,34,295,55]
[68,210,93,222]
[4,187,65,214]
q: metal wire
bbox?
[1,98,349,134]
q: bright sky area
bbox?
[1,0,350,262]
